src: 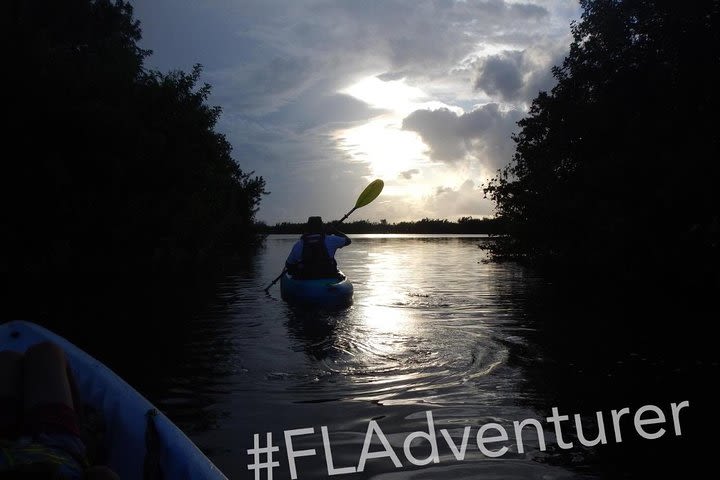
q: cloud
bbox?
[303,0,551,78]
[222,122,374,223]
[138,0,563,116]
[130,0,580,222]
[399,169,420,180]
[474,52,525,101]
[403,109,470,161]
[473,41,569,102]
[402,103,523,169]
[509,2,551,18]
[425,179,494,219]
[262,90,387,133]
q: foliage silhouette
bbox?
[5,0,266,276]
[484,0,719,290]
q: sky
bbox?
[129,0,581,224]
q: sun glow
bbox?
[341,77,427,115]
[334,75,488,218]
[335,115,427,180]
[336,76,447,182]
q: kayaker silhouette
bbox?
[285,216,351,280]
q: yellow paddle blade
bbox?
[354,179,384,209]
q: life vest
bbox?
[297,233,338,278]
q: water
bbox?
[138,235,600,479]
[14,234,708,478]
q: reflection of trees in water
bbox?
[508,279,714,478]
[453,252,712,477]
[3,249,263,436]
[123,250,265,433]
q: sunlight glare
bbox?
[342,76,426,114]
[335,116,427,179]
[360,252,414,335]
[335,75,484,214]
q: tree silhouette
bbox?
[484,0,719,287]
[4,0,266,275]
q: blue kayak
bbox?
[0,321,228,480]
[280,272,353,306]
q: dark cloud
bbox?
[474,52,525,100]
[473,44,568,102]
[219,119,373,222]
[400,169,421,179]
[262,91,387,133]
[509,2,550,18]
[250,56,311,96]
[377,71,410,82]
[403,109,468,161]
[402,104,523,169]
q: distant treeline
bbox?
[5,0,266,278]
[257,217,504,235]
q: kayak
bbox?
[280,272,354,306]
[0,320,228,480]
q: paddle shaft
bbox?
[264,268,287,292]
[337,207,357,224]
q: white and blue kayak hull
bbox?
[0,321,227,480]
[280,273,353,306]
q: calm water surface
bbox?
[4,234,711,478]
[145,235,601,479]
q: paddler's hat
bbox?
[306,216,324,234]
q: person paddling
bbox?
[264,180,383,293]
[285,216,351,279]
